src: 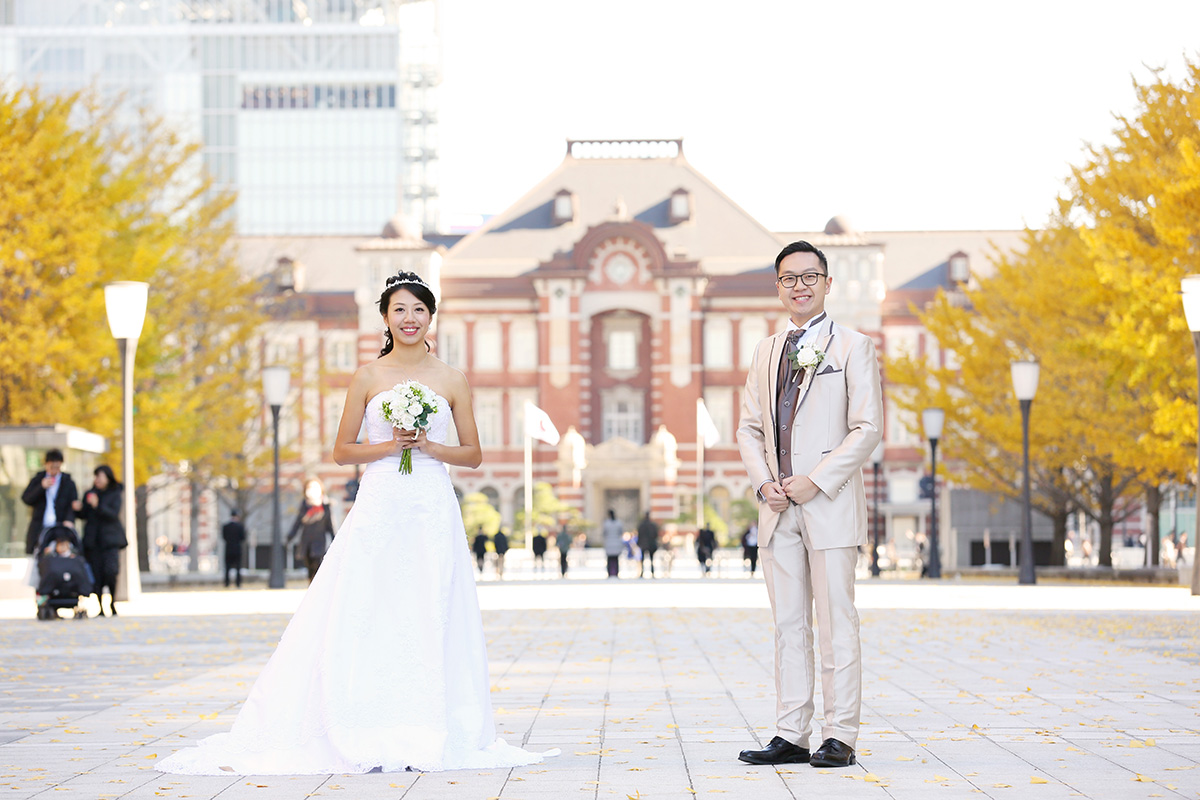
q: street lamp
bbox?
[1011,360,1040,585]
[104,281,148,602]
[922,408,945,579]
[1180,275,1200,595]
[870,440,885,577]
[262,366,290,590]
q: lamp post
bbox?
[1011,360,1040,585]
[870,440,885,577]
[922,408,945,579]
[1180,276,1200,595]
[262,366,290,590]
[104,282,148,602]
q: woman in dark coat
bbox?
[286,479,335,583]
[78,465,126,616]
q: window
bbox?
[475,390,503,448]
[436,319,465,370]
[702,388,734,445]
[608,330,637,371]
[601,388,644,444]
[325,334,355,372]
[508,389,537,447]
[324,395,344,443]
[739,317,768,369]
[509,318,538,371]
[473,319,502,371]
[703,316,733,369]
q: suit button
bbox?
[780,449,787,455]
[781,424,787,431]
[784,401,791,407]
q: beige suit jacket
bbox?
[736,318,884,550]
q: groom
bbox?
[736,241,883,768]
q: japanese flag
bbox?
[697,399,721,449]
[525,401,561,446]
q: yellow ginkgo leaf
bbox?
[1031,776,1048,784]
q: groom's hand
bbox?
[781,475,820,505]
[761,482,790,513]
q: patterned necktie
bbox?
[783,329,803,383]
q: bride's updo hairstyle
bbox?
[378,271,437,357]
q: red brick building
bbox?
[432,139,884,534]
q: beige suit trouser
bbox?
[760,503,861,749]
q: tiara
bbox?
[385,274,429,289]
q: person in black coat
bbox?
[531,529,548,573]
[77,465,126,616]
[222,510,247,588]
[471,527,489,574]
[492,529,509,580]
[21,449,78,555]
[286,479,335,583]
[696,525,717,577]
[741,524,759,577]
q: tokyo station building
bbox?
[430,138,886,532]
[240,137,1023,561]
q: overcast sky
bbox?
[435,0,1200,233]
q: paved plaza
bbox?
[1,568,1198,800]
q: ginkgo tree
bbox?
[0,86,268,565]
[1067,61,1200,565]
[889,58,1200,568]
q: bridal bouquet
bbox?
[379,381,439,474]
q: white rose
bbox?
[399,414,415,429]
[407,402,423,415]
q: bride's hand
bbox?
[393,427,427,451]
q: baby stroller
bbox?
[35,525,93,621]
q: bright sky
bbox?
[437,0,1200,233]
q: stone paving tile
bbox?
[1,589,1199,799]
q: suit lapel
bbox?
[764,333,783,453]
[795,318,835,413]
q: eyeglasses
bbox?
[777,272,827,288]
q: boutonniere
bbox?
[787,342,826,382]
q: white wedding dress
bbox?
[157,391,545,775]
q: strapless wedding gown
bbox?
[157,391,545,775]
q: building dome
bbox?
[381,212,425,242]
[823,215,856,236]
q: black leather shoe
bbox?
[810,738,856,767]
[738,736,810,765]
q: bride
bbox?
[157,272,547,775]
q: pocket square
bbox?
[817,364,841,376]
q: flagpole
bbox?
[696,398,705,531]
[524,400,534,551]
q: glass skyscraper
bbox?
[0,0,440,235]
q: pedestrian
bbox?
[696,525,716,576]
[1178,532,1188,568]
[602,509,623,578]
[531,528,547,573]
[222,509,247,588]
[493,528,509,580]
[660,531,676,577]
[77,465,126,617]
[742,523,759,576]
[286,479,335,584]
[556,523,571,578]
[735,241,884,769]
[472,526,489,574]
[637,511,659,578]
[21,449,78,559]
